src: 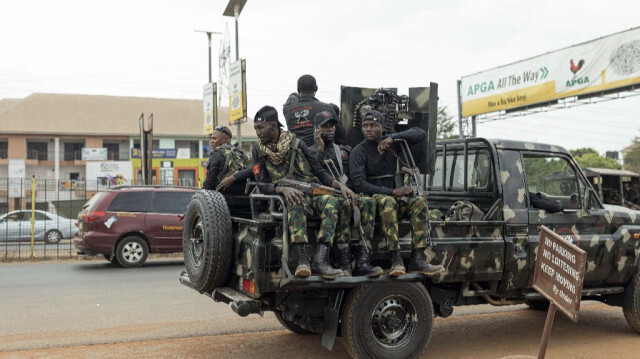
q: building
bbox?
[0,93,256,212]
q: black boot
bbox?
[294,243,311,278]
[388,250,406,277]
[408,248,445,275]
[311,244,344,279]
[353,245,383,277]
[338,246,352,277]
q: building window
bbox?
[104,143,120,161]
[64,142,84,161]
[0,140,7,159]
[70,173,80,181]
[27,142,48,160]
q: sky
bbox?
[1,0,639,155]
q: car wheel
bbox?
[44,230,62,244]
[623,272,640,333]
[274,311,315,335]
[525,299,550,310]
[182,190,232,293]
[115,236,148,268]
[341,283,434,359]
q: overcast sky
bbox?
[1,0,639,155]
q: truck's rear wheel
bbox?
[274,312,315,335]
[183,190,232,293]
[623,272,640,333]
[341,283,434,359]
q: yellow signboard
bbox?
[229,59,247,125]
[203,82,217,135]
[461,26,640,117]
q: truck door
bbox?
[522,153,614,286]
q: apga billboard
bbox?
[461,27,640,117]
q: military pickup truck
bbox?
[179,84,640,359]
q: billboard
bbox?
[81,148,108,161]
[203,82,217,135]
[461,27,640,117]
[229,59,247,125]
[86,161,133,186]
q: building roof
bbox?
[0,93,255,138]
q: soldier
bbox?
[202,125,250,193]
[349,110,445,276]
[310,111,383,277]
[283,74,346,147]
[251,105,358,279]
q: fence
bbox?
[0,177,179,262]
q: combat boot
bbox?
[353,245,383,277]
[294,243,311,278]
[311,244,344,279]
[388,250,406,276]
[408,248,445,275]
[338,247,352,277]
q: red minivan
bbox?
[74,187,196,267]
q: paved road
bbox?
[2,261,640,358]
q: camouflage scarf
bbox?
[258,130,292,165]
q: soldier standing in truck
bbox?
[310,110,383,277]
[349,110,445,276]
[250,105,357,279]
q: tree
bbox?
[624,137,640,174]
[569,147,620,170]
[437,106,458,140]
[570,147,598,158]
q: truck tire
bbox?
[183,190,232,294]
[341,283,434,359]
[623,272,640,333]
[274,312,315,335]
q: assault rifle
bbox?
[395,139,426,202]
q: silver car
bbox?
[0,210,78,244]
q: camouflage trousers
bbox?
[334,195,377,246]
[373,194,430,251]
[288,194,351,245]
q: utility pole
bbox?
[224,0,247,148]
[195,30,222,83]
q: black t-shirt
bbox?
[283,94,346,147]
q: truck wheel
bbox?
[525,299,550,310]
[183,190,232,293]
[341,283,434,359]
[623,272,640,333]
[274,312,315,335]
[115,236,148,268]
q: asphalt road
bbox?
[2,260,640,358]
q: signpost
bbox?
[203,82,217,135]
[229,59,247,126]
[532,225,587,358]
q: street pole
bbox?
[234,4,242,148]
[195,30,222,84]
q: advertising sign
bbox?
[461,27,640,117]
[229,59,247,125]
[86,161,133,186]
[203,82,217,135]
[8,159,25,197]
[130,148,177,159]
[532,226,587,323]
[81,148,108,161]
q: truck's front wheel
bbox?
[182,190,232,293]
[341,283,434,359]
[623,272,640,333]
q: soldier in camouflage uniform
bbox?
[350,110,445,276]
[310,111,383,277]
[250,106,358,279]
[202,126,250,193]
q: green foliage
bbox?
[574,153,620,170]
[570,147,598,158]
[437,106,458,140]
[624,137,640,174]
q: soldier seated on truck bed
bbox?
[202,125,251,193]
[250,105,358,279]
[310,110,383,277]
[349,110,445,276]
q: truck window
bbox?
[427,149,491,191]
[523,155,578,197]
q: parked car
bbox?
[583,167,640,209]
[0,210,78,243]
[74,186,196,267]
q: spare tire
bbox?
[183,190,232,293]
